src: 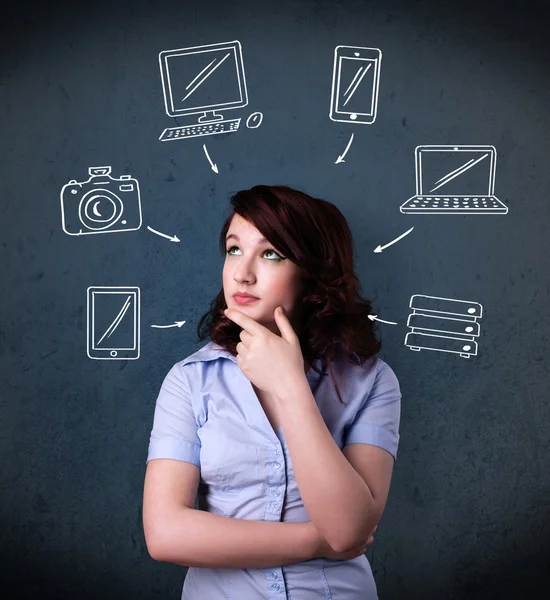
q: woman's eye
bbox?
[226,246,283,260]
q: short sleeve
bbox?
[344,359,402,461]
[145,363,201,467]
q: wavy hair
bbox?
[196,185,382,404]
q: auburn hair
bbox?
[196,184,382,404]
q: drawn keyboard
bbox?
[159,118,241,141]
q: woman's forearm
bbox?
[274,376,375,552]
[153,507,317,569]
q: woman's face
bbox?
[223,214,305,337]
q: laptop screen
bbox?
[418,148,494,196]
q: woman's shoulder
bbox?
[334,350,401,398]
[164,341,237,388]
[170,340,231,369]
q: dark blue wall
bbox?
[1,0,549,598]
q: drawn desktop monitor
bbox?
[400,145,508,214]
[87,286,140,360]
[158,40,249,141]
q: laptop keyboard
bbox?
[408,196,501,209]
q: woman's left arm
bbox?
[274,376,379,553]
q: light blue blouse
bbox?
[146,340,402,600]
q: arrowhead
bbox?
[368,315,377,321]
[175,321,186,327]
[212,164,219,173]
[171,235,180,242]
[374,245,382,253]
[335,156,345,164]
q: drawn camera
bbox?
[60,166,142,236]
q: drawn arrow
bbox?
[368,315,398,325]
[150,321,186,329]
[147,226,180,243]
[335,133,355,164]
[203,143,219,173]
[374,227,414,253]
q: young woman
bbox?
[143,185,401,599]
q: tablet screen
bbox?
[90,289,138,351]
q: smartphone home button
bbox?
[110,350,118,357]
[350,114,358,120]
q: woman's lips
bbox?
[233,296,259,305]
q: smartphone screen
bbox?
[336,57,378,116]
[87,287,140,359]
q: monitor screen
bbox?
[419,148,494,196]
[161,43,247,116]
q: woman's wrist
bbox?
[304,521,321,559]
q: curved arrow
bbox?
[151,321,186,329]
[147,226,180,243]
[368,315,398,325]
[203,143,219,173]
[374,227,414,253]
[335,133,355,164]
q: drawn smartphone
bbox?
[87,286,140,360]
[329,45,382,125]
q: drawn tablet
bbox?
[87,286,140,360]
[329,46,382,125]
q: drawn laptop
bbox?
[400,145,508,214]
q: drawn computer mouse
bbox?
[246,112,264,128]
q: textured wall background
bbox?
[1,0,549,598]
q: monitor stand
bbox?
[198,110,224,123]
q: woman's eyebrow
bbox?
[225,233,269,244]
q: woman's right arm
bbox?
[152,507,319,569]
[152,508,377,569]
[144,458,319,569]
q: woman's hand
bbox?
[311,524,377,561]
[223,306,305,396]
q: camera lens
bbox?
[80,191,123,230]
